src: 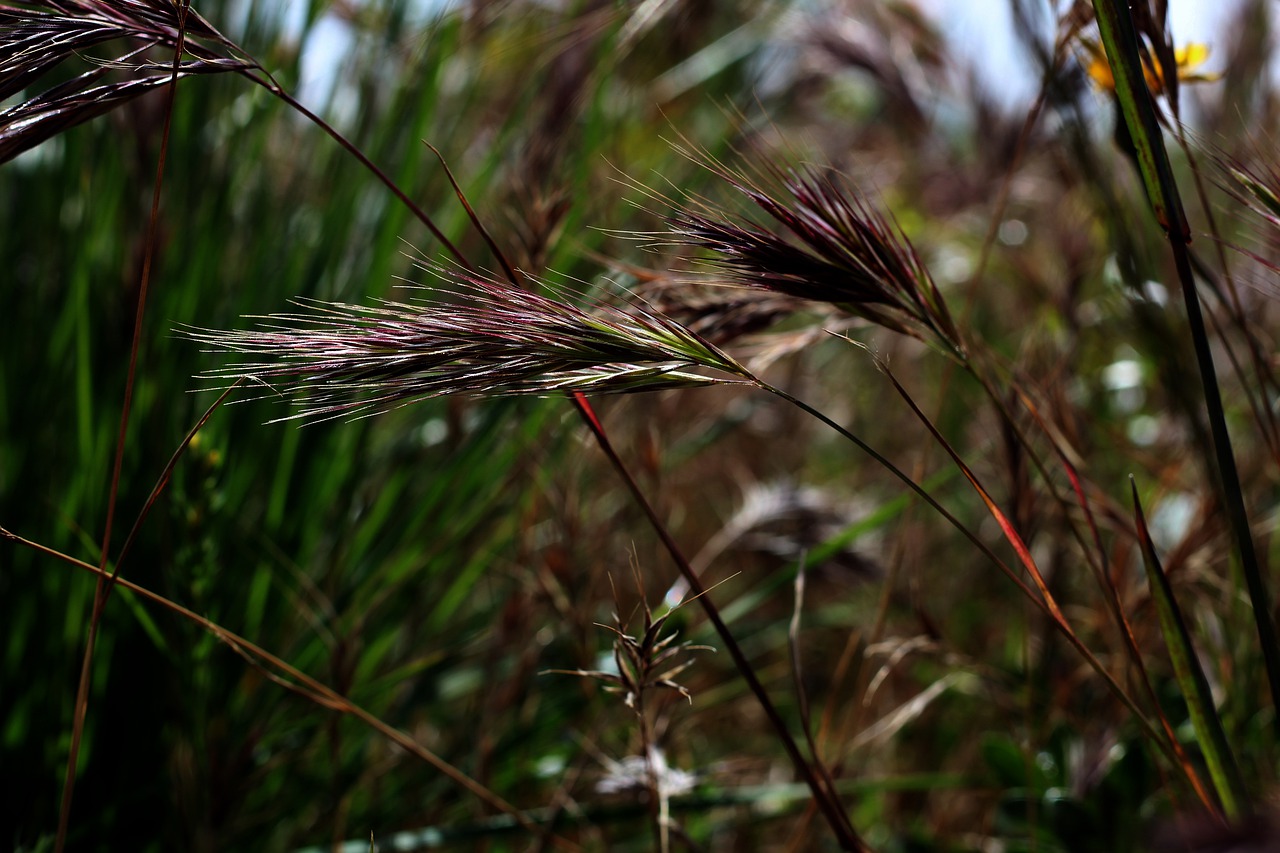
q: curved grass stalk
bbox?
[0,527,576,850]
[235,71,474,274]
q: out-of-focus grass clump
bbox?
[4,0,1280,850]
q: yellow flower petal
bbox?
[1175,43,1211,69]
[1080,39,1219,96]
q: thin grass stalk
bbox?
[56,9,190,849]
[786,558,846,851]
[632,658,667,853]
[427,142,521,286]
[767,375,1197,780]
[1176,139,1280,461]
[760,382,1044,606]
[789,560,813,770]
[963,351,1127,599]
[113,382,242,570]
[236,70,474,273]
[1195,286,1280,465]
[0,528,575,850]
[1092,0,1280,732]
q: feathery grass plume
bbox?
[667,160,962,355]
[0,0,255,163]
[182,266,754,421]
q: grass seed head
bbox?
[0,0,255,163]
[182,266,754,421]
[668,161,962,353]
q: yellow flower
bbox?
[1081,39,1220,95]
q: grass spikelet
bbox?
[0,0,254,163]
[667,161,962,354]
[182,266,753,421]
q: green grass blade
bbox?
[1130,479,1246,819]
[1093,0,1280,732]
[1089,0,1187,238]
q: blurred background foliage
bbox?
[3,0,1280,850]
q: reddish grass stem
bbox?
[55,7,191,850]
[239,70,475,274]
